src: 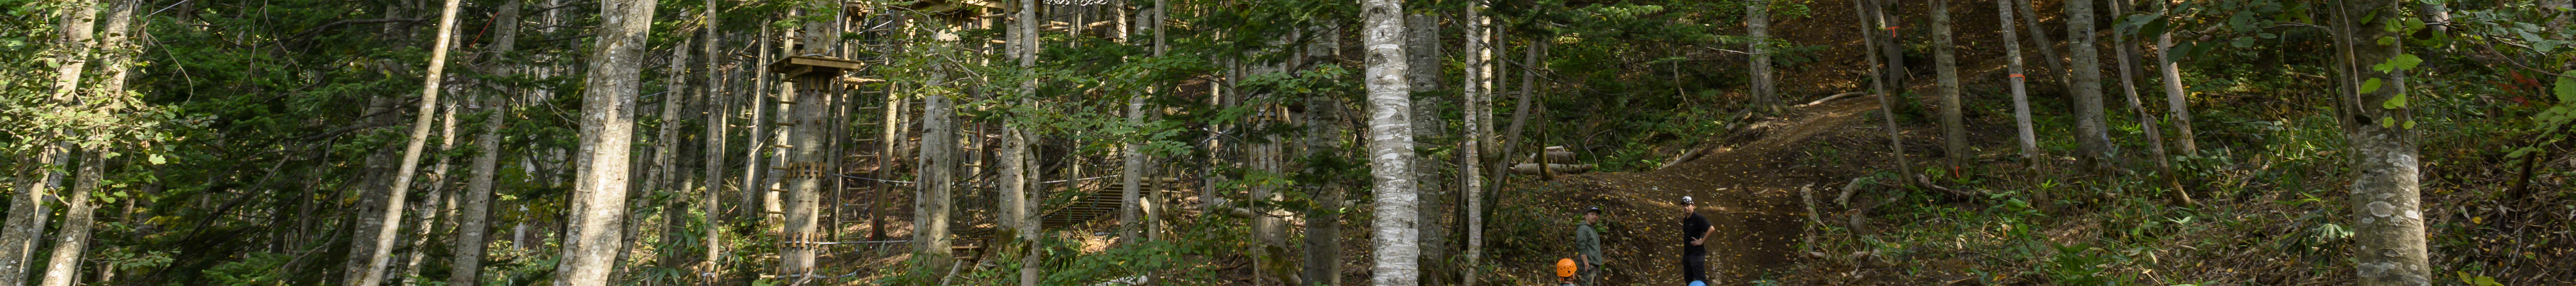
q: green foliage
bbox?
[203,252,295,285]
[2040,243,2135,286]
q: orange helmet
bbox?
[1555,258,1578,278]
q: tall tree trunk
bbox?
[1144,0,1169,245]
[452,86,507,286]
[1869,0,1906,88]
[399,91,463,283]
[1932,0,1966,173]
[1403,11,1452,286]
[644,17,695,280]
[2068,0,2116,171]
[2016,0,2070,86]
[2110,0,2187,204]
[1116,0,1145,246]
[2335,0,2427,284]
[741,23,775,223]
[2155,0,2196,156]
[1300,76,1347,286]
[1,1,98,282]
[696,0,726,275]
[1995,0,2039,169]
[343,3,412,282]
[1361,0,1420,284]
[654,21,700,278]
[1488,37,1545,195]
[35,0,133,283]
[35,154,100,286]
[1458,2,1491,285]
[915,21,959,273]
[779,6,840,276]
[1858,0,1915,184]
[447,0,518,284]
[350,0,466,282]
[759,17,795,230]
[1012,1,1042,284]
[1251,106,1284,286]
[1747,0,1777,112]
[555,0,656,282]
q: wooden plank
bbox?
[765,55,867,76]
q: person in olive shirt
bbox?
[1575,207,1604,285]
[1679,196,1716,284]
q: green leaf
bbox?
[2382,93,2408,109]
[148,154,165,165]
[2361,78,2383,93]
[2557,69,2576,102]
[2381,117,2396,128]
[2377,36,2398,46]
[2139,17,2171,38]
[2372,54,2422,72]
[2389,54,2423,70]
[2403,120,2416,130]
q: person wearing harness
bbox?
[1679,196,1716,284]
[1576,207,1604,285]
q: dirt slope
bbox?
[1550,97,1884,285]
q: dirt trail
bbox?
[1554,97,1883,285]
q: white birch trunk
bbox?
[1362,0,1420,284]
[1460,2,1491,285]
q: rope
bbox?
[830,173,1120,185]
[1041,175,1119,184]
[832,173,917,184]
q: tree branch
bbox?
[286,18,425,47]
[2466,30,2576,80]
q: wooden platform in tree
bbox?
[765,55,866,77]
[905,0,1001,14]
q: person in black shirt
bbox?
[1679,195,1716,284]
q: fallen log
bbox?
[1508,163,1593,175]
[1802,91,1868,106]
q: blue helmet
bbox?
[1688,281,1707,286]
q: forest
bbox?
[0,0,2571,284]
